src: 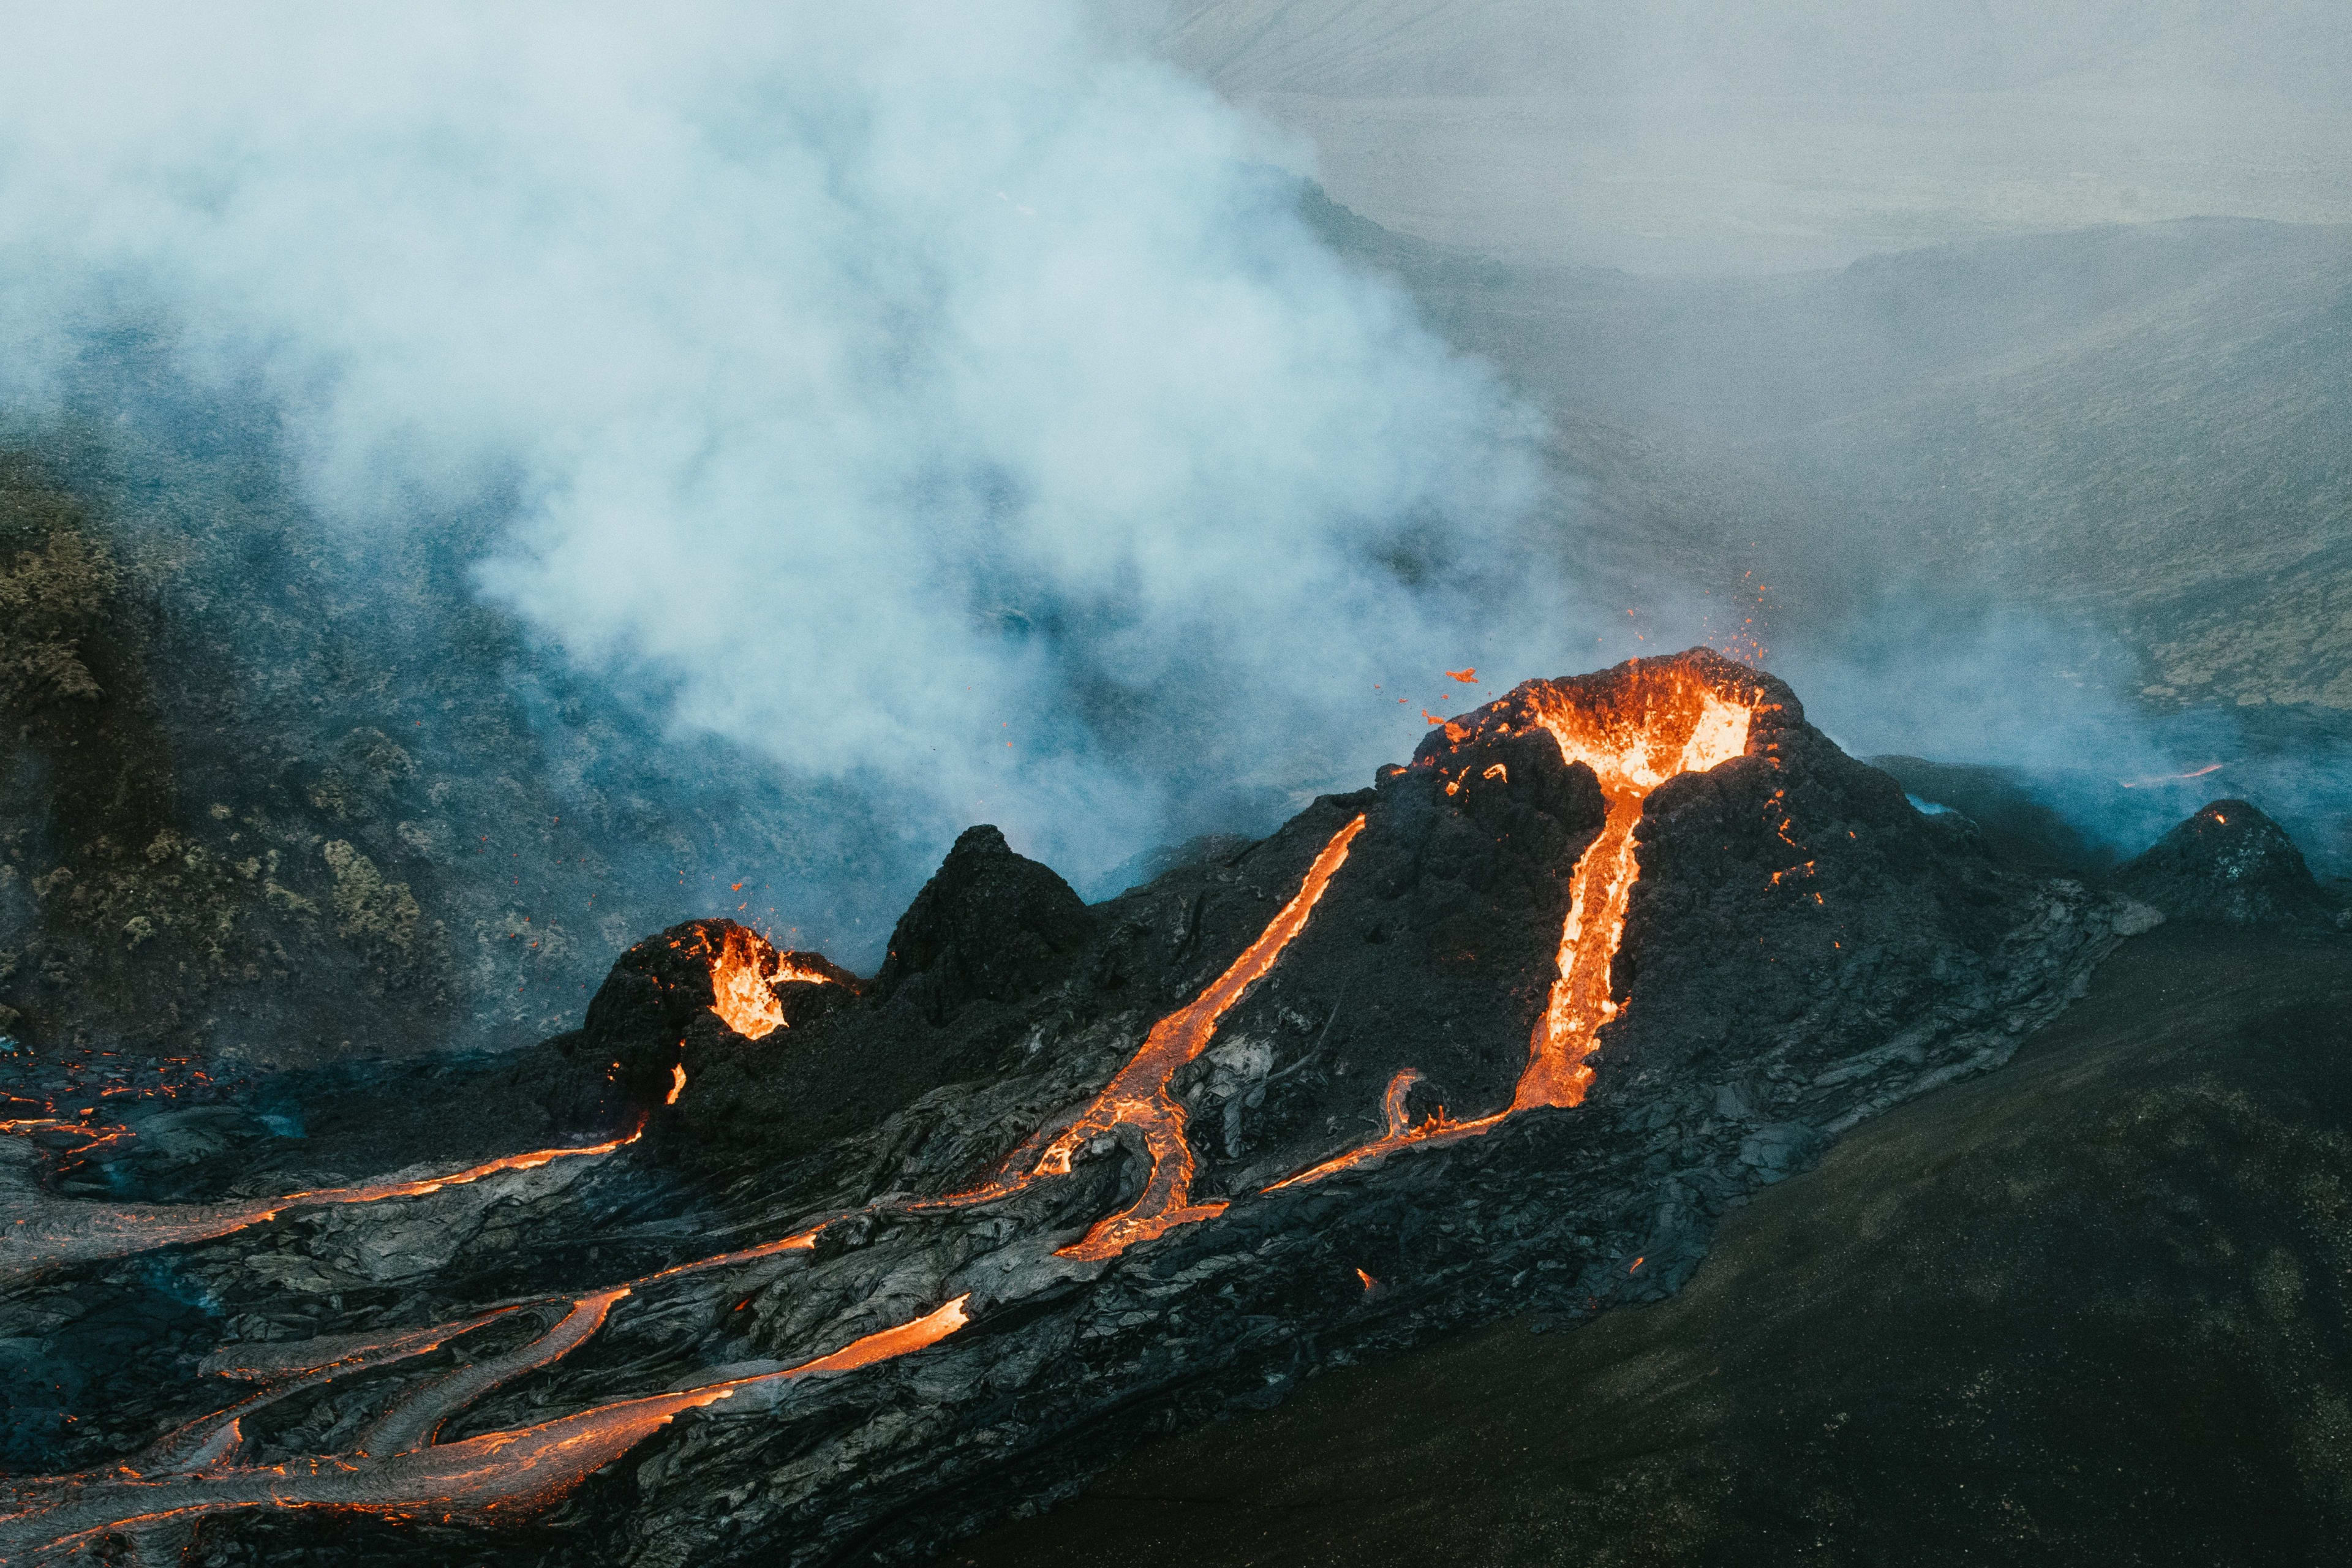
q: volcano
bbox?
[0,651,2166,1564]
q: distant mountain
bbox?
[1166,3,2352,270]
[1305,199,2352,717]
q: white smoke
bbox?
[0,2,1571,888]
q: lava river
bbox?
[4,657,1777,1560]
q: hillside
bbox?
[956,921,2352,1566]
[1164,1,2352,270]
[1305,202,2352,725]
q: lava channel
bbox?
[4,1128,640,1286]
[0,1298,971,1559]
[1273,661,1760,1188]
[914,815,1367,1259]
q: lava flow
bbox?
[1,1040,220,1175]
[1511,668,1754,1108]
[1275,662,1760,1188]
[916,815,1368,1259]
[356,1289,633,1455]
[0,1298,973,1559]
[5,1129,641,1286]
[6,655,1790,1563]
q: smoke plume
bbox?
[0,2,1575,914]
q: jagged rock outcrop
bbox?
[871,825,1095,1022]
[2114,799,2345,930]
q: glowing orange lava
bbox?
[0,1299,972,1557]
[703,926,848,1040]
[10,655,1789,1559]
[916,816,1367,1260]
[1272,660,1762,1190]
[666,1063,688,1105]
[1035,815,1364,1259]
[7,1128,641,1285]
[709,926,790,1039]
[357,1289,632,1455]
[2120,762,2224,789]
[1515,673,1752,1109]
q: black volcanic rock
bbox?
[1165,720,1606,1191]
[567,918,859,1117]
[959,927,2352,1568]
[1868,755,2118,873]
[2114,799,2342,929]
[1,650,2165,1568]
[1610,703,2036,1098]
[872,825,1095,1022]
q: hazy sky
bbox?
[1161,1,2352,270]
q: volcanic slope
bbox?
[1,653,2148,1567]
[955,920,2352,1568]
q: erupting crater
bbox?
[1268,654,1775,1186]
[4,650,2151,1568]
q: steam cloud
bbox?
[0,2,1576,900]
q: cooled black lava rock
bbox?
[565,918,859,1118]
[1166,718,1607,1189]
[872,826,1095,1023]
[5,650,2163,1568]
[2115,800,2342,929]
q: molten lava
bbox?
[1031,815,1365,1259]
[708,926,790,1039]
[11,654,1798,1561]
[917,816,1367,1259]
[0,1041,219,1177]
[7,1128,641,1286]
[356,1289,632,1455]
[1512,672,1753,1109]
[703,925,848,1039]
[0,1299,972,1558]
[1273,660,1763,1189]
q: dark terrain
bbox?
[1,197,2347,1567]
[1,653,2166,1565]
[957,922,2352,1567]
